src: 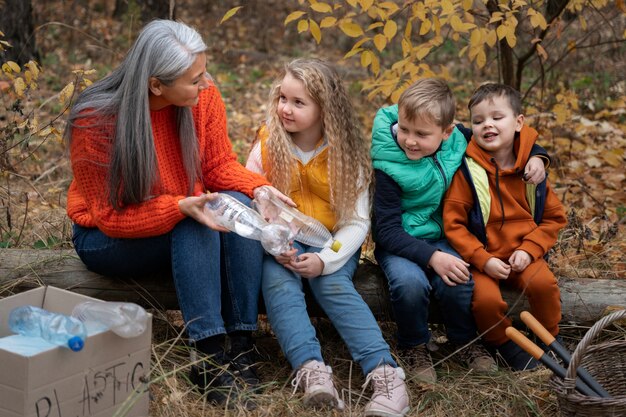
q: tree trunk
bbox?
[2,249,624,325]
[0,0,38,65]
[485,0,517,88]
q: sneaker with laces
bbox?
[398,344,436,384]
[363,365,410,417]
[291,360,344,410]
[454,342,498,373]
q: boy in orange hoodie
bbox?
[443,83,567,370]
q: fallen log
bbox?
[1,249,624,324]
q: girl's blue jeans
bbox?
[262,243,396,375]
[72,191,263,342]
[375,239,477,348]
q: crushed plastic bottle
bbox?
[204,192,292,256]
[253,186,342,252]
[8,305,86,352]
[72,301,149,338]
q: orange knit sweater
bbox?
[67,86,269,238]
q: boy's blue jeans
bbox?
[72,191,263,342]
[375,239,477,348]
[262,243,396,375]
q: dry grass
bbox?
[140,314,625,417]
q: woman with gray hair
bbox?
[65,19,289,408]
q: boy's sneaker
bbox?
[291,360,345,410]
[454,342,498,373]
[398,344,437,384]
[496,340,540,371]
[363,365,410,417]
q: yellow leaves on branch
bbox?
[59,82,75,106]
[309,19,322,43]
[285,11,306,26]
[2,60,40,97]
[496,17,518,48]
[383,20,397,39]
[527,8,548,30]
[310,2,333,13]
[13,78,26,96]
[283,0,573,100]
[220,6,242,24]
[320,16,337,28]
[373,34,386,51]
[532,38,549,61]
[339,21,364,37]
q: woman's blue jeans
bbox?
[262,243,396,375]
[375,239,477,348]
[72,191,263,342]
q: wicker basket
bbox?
[551,310,626,416]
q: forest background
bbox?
[0,0,625,416]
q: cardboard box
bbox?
[0,286,151,417]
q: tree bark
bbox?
[1,249,624,325]
[485,0,516,88]
[0,0,38,65]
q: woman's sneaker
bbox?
[291,360,344,409]
[189,350,256,410]
[363,365,410,417]
[228,343,262,388]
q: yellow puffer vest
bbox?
[259,129,337,232]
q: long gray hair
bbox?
[64,20,207,209]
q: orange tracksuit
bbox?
[443,126,567,346]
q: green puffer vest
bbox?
[371,105,467,239]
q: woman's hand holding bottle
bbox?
[178,193,229,232]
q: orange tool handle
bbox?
[505,327,543,360]
[520,311,555,346]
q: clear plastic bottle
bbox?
[253,186,342,252]
[8,305,86,352]
[72,301,149,338]
[204,192,292,256]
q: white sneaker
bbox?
[363,365,410,417]
[291,360,344,410]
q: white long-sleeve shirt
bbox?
[246,142,370,275]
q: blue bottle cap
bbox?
[67,336,84,352]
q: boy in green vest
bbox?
[371,78,548,382]
[443,83,566,370]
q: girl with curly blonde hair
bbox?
[246,58,409,416]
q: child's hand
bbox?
[255,185,297,207]
[285,253,324,279]
[509,250,531,272]
[484,257,511,280]
[274,247,299,266]
[523,156,546,184]
[428,251,470,287]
